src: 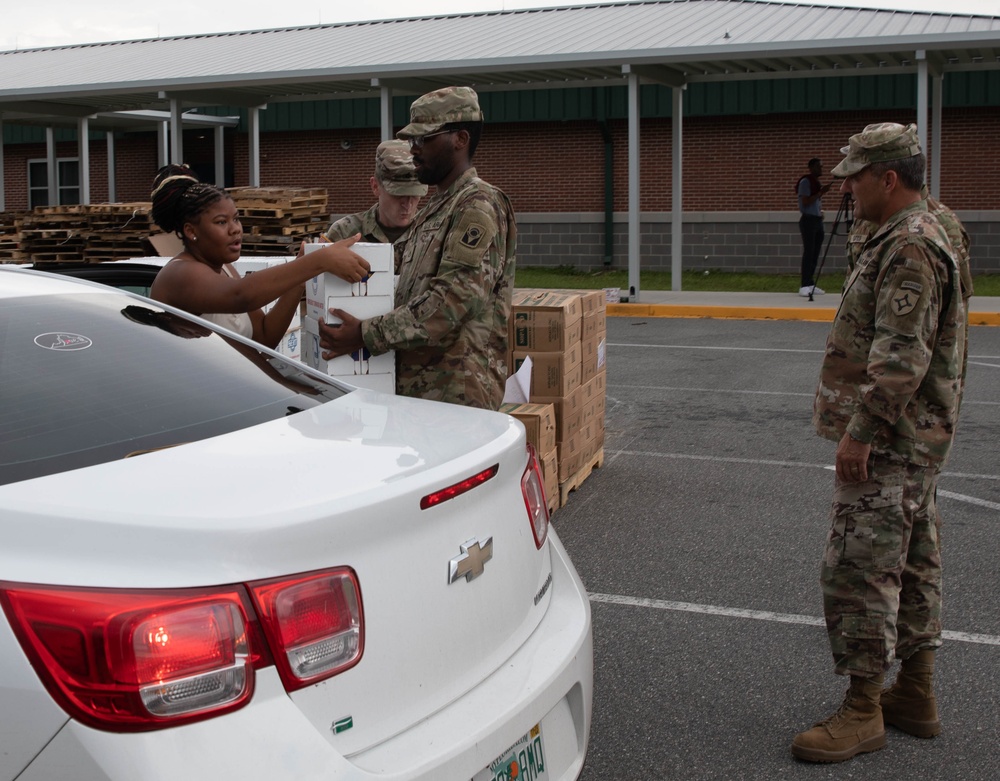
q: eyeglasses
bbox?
[406,129,455,149]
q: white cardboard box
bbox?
[233,257,290,276]
[333,373,396,394]
[302,316,396,378]
[276,327,302,362]
[303,242,394,319]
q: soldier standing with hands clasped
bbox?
[317,86,516,410]
[792,123,967,764]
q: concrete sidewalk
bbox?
[606,290,1000,325]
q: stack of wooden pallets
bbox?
[0,211,26,262]
[227,187,330,256]
[12,204,160,263]
[0,187,332,263]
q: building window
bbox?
[28,159,81,209]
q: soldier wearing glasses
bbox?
[318,86,516,410]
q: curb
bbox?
[606,303,837,322]
[606,303,1000,326]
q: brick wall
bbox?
[4,106,998,271]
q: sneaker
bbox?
[799,285,825,297]
[798,286,811,297]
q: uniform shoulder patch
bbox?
[890,286,921,317]
[445,205,498,268]
[460,223,486,249]
[881,250,935,334]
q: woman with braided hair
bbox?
[149,164,370,348]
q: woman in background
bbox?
[149,164,368,349]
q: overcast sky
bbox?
[4,0,999,51]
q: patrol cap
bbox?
[396,86,484,139]
[831,122,922,177]
[374,140,428,197]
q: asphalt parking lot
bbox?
[553,315,1000,780]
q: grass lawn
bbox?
[514,266,1000,296]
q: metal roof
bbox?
[1,0,999,121]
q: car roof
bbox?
[0,265,127,300]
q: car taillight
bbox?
[0,584,267,731]
[249,568,363,692]
[420,464,499,509]
[522,444,549,548]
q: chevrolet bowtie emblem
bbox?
[449,537,494,584]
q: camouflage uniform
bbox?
[814,123,966,678]
[849,192,973,412]
[325,204,395,244]
[847,190,972,300]
[359,87,517,410]
[325,139,427,245]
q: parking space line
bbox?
[611,384,813,398]
[611,449,1000,487]
[588,593,1000,647]
[937,490,1000,511]
[608,342,823,354]
[609,384,1000,406]
[613,449,830,471]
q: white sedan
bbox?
[0,267,593,781]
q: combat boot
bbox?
[881,649,941,738]
[791,675,886,763]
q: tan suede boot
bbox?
[791,675,886,763]
[881,650,941,738]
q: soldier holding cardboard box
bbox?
[318,86,517,410]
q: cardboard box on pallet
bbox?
[500,402,557,457]
[511,343,582,398]
[557,429,586,482]
[511,290,583,352]
[531,385,584,445]
[581,335,606,384]
[578,289,606,318]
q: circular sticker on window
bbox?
[34,332,93,351]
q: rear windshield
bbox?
[0,292,348,486]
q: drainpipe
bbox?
[597,91,614,267]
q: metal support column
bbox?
[214,124,226,186]
[916,51,929,158]
[671,86,684,291]
[169,98,184,164]
[248,107,261,187]
[0,116,5,212]
[380,84,393,141]
[77,117,91,204]
[627,69,641,303]
[157,122,169,168]
[931,72,943,199]
[46,127,57,207]
[106,132,116,203]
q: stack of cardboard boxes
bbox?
[503,289,607,511]
[300,242,396,393]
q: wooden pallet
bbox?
[558,447,605,507]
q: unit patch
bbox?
[460,224,486,249]
[892,290,919,317]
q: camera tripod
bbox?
[808,192,854,302]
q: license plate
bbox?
[472,723,549,781]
